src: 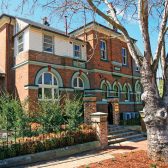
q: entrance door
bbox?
[108,103,113,125]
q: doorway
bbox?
[108,102,113,125]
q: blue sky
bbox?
[0,0,167,75]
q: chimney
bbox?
[43,17,50,26]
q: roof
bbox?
[70,21,121,35]
[70,21,137,42]
[17,17,66,36]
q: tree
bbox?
[1,0,168,162]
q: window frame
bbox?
[100,40,107,60]
[38,72,59,101]
[43,34,54,53]
[122,48,127,66]
[73,76,84,90]
[73,44,82,58]
[17,33,24,54]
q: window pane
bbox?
[73,78,78,87]
[74,45,81,58]
[38,75,42,84]
[43,43,53,52]
[44,35,52,43]
[44,73,52,85]
[54,77,57,85]
[38,88,42,99]
[44,88,52,99]
[78,78,83,88]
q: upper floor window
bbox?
[122,48,127,65]
[38,72,59,100]
[17,33,24,53]
[100,40,107,60]
[73,77,84,89]
[43,34,54,53]
[74,44,81,58]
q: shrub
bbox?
[64,95,83,131]
[0,93,26,130]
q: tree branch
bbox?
[87,0,141,67]
[138,0,152,63]
[152,1,168,72]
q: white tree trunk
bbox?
[141,59,168,162]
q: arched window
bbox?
[38,72,59,100]
[135,82,142,102]
[73,77,84,89]
[123,85,130,101]
[102,83,108,99]
[114,85,119,97]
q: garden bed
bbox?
[79,150,168,168]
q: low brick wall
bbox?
[0,141,100,168]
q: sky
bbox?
[0,0,167,76]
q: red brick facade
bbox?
[0,15,143,122]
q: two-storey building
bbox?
[0,14,143,123]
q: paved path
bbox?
[22,140,147,168]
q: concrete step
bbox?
[108,128,132,135]
[108,133,146,145]
[108,130,138,140]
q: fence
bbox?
[120,117,141,126]
[0,124,97,160]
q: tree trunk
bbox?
[141,58,168,162]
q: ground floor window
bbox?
[38,72,59,100]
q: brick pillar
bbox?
[91,112,108,148]
[83,96,97,124]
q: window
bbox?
[113,85,119,97]
[100,40,107,60]
[38,72,59,100]
[17,33,24,53]
[102,83,108,99]
[73,77,84,89]
[74,44,81,58]
[135,83,142,102]
[43,34,54,53]
[122,48,127,65]
[123,85,130,101]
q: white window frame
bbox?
[100,40,107,60]
[43,34,54,53]
[17,33,24,54]
[38,72,59,101]
[122,48,127,65]
[73,76,84,89]
[74,44,82,58]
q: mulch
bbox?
[79,150,168,168]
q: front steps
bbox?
[108,125,146,145]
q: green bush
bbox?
[36,101,64,133]
[64,95,83,131]
[0,93,26,130]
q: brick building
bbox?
[0,14,143,124]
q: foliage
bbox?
[0,93,26,130]
[64,95,83,131]
[35,101,64,133]
[0,125,97,160]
